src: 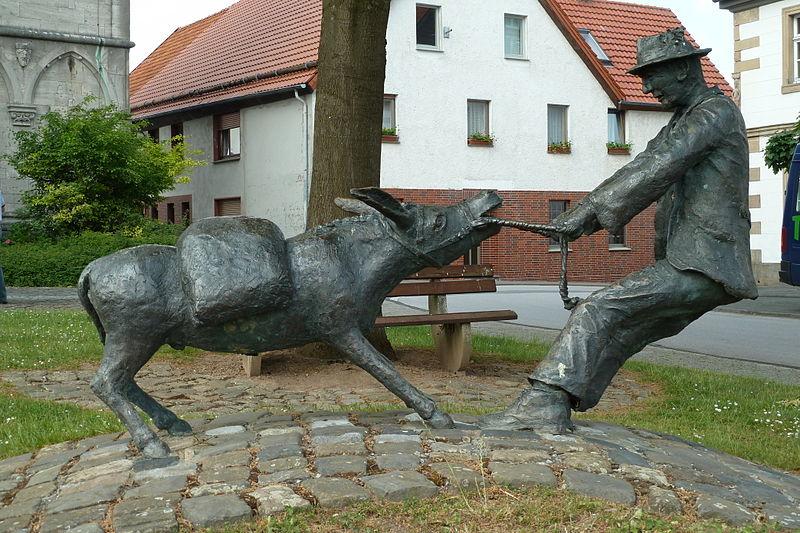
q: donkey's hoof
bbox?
[425,410,455,429]
[141,438,172,458]
[167,418,193,436]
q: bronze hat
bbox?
[628,27,710,76]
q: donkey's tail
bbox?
[78,266,106,345]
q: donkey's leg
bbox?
[332,330,454,428]
[91,336,172,458]
[125,381,193,436]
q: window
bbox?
[609,227,627,249]
[167,203,175,224]
[504,15,526,58]
[579,29,611,65]
[382,95,397,135]
[467,100,490,137]
[549,200,569,246]
[783,6,800,92]
[181,201,191,224]
[547,105,568,145]
[145,128,159,142]
[151,205,159,220]
[214,112,241,161]
[416,5,440,49]
[608,110,625,144]
[464,245,480,265]
[215,197,242,216]
[170,122,184,148]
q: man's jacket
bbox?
[571,88,758,299]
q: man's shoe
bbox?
[477,383,574,434]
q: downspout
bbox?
[94,41,113,104]
[294,87,310,228]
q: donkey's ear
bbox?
[334,197,377,216]
[350,187,413,228]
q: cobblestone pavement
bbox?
[1,411,799,532]
[1,289,799,531]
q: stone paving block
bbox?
[376,454,421,471]
[46,482,122,513]
[733,478,794,507]
[134,460,198,482]
[113,496,179,533]
[424,429,480,443]
[205,425,247,437]
[644,486,683,515]
[27,464,61,486]
[372,441,423,455]
[430,463,486,492]
[309,418,353,429]
[616,464,670,487]
[38,504,107,533]
[362,471,439,501]
[197,465,250,485]
[259,455,308,473]
[314,442,368,457]
[482,438,550,451]
[301,477,370,507]
[488,462,557,489]
[661,465,719,485]
[132,456,180,473]
[258,468,311,484]
[204,411,266,429]
[251,485,311,516]
[310,427,367,447]
[480,429,541,442]
[207,431,257,448]
[198,449,252,470]
[258,444,304,461]
[0,453,32,476]
[189,480,250,496]
[561,451,613,474]
[182,494,252,529]
[0,515,29,533]
[315,455,367,476]
[562,470,636,506]
[763,505,800,530]
[696,495,755,526]
[674,480,742,503]
[256,424,304,438]
[64,459,133,486]
[374,433,421,444]
[429,442,482,462]
[489,448,551,464]
[61,523,105,533]
[258,431,302,448]
[605,447,652,468]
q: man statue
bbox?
[479,28,757,432]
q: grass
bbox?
[203,486,782,533]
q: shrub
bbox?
[0,222,182,287]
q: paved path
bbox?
[1,288,799,531]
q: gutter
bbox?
[134,61,318,111]
[294,88,311,226]
[0,25,134,49]
[618,100,667,111]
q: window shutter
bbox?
[215,198,242,216]
[217,112,240,130]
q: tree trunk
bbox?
[307,0,397,359]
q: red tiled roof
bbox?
[130,0,321,118]
[552,0,733,105]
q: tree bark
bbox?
[307,0,397,359]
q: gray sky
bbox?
[129,0,734,82]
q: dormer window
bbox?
[579,29,611,65]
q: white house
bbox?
[715,0,800,284]
[131,0,732,282]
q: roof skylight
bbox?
[578,28,611,65]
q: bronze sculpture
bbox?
[479,28,758,433]
[80,188,502,457]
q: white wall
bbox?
[379,0,670,192]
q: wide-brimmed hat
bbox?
[628,27,710,76]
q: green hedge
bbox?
[0,225,182,287]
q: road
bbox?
[392,284,800,370]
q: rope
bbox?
[479,217,581,311]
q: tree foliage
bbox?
[5,99,202,236]
[764,114,800,175]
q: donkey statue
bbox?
[79,188,502,457]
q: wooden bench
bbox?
[375,264,517,372]
[242,264,517,376]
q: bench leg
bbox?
[437,323,472,372]
[429,294,447,354]
[242,354,262,377]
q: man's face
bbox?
[639,62,687,110]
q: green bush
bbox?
[0,221,183,287]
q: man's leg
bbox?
[479,261,734,431]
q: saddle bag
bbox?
[177,216,292,326]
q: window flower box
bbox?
[547,141,571,154]
[381,128,399,143]
[606,142,632,155]
[468,133,495,146]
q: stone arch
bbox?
[29,51,107,110]
[0,61,16,103]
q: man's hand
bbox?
[551,201,599,241]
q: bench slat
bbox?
[387,278,497,297]
[409,264,494,279]
[375,309,517,328]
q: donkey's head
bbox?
[348,188,502,267]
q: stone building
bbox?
[0,0,132,223]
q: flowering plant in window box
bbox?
[381,127,399,143]
[467,132,495,146]
[547,141,571,154]
[606,141,632,154]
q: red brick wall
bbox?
[384,188,656,283]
